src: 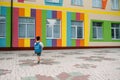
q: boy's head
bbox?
[36,36,40,41]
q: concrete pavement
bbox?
[0,48,120,80]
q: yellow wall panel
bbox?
[24,38,30,47]
[62,11,67,47]
[0,2,10,6]
[84,13,89,46]
[25,8,30,17]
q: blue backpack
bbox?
[34,42,42,53]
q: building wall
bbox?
[0,0,120,48]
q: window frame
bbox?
[93,22,103,40]
[111,23,120,40]
[92,0,102,8]
[18,17,35,39]
[71,0,83,6]
[0,16,6,38]
[71,21,84,39]
[46,19,61,39]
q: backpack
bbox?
[34,42,42,53]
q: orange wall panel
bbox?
[36,9,42,37]
[18,39,24,47]
[19,8,25,17]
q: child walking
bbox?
[34,36,44,64]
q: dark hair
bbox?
[36,36,40,41]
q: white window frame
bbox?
[71,21,84,39]
[71,0,83,6]
[46,19,61,39]
[92,0,102,8]
[93,22,103,39]
[111,23,120,40]
[0,16,6,38]
[111,0,120,10]
[46,0,60,3]
[18,17,35,39]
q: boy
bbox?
[34,36,44,64]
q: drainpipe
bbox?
[10,0,13,48]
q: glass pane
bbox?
[112,23,119,28]
[27,24,35,38]
[93,22,102,27]
[19,18,25,23]
[92,0,101,7]
[47,19,60,25]
[72,21,83,26]
[111,29,115,38]
[47,25,52,38]
[53,25,60,38]
[46,0,60,3]
[19,18,35,23]
[98,27,103,38]
[116,28,120,39]
[72,27,76,38]
[77,27,83,38]
[55,20,60,24]
[93,27,97,38]
[0,17,5,22]
[73,0,83,5]
[19,24,26,38]
[0,23,5,37]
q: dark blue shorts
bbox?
[36,52,41,56]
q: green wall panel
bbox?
[103,21,111,41]
[42,10,47,46]
[72,39,76,46]
[71,12,76,20]
[6,7,11,47]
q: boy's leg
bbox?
[37,56,40,64]
[37,53,41,64]
[38,56,40,61]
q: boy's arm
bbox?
[40,42,44,48]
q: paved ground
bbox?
[0,48,120,80]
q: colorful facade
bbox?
[0,0,120,48]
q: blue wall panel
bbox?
[67,12,71,46]
[1,6,6,16]
[0,7,1,15]
[0,38,6,47]
[46,39,52,47]
[47,10,52,18]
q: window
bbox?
[24,0,36,2]
[111,23,120,39]
[46,19,61,39]
[71,21,84,39]
[0,16,6,38]
[93,22,103,39]
[46,0,60,3]
[18,17,35,38]
[111,0,119,10]
[71,0,83,6]
[92,0,102,8]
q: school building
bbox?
[0,0,120,49]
